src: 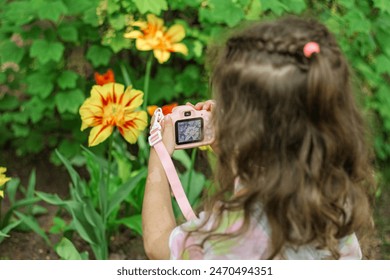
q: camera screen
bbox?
[175,118,204,145]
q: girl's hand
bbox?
[149,112,175,156]
[186,100,218,152]
[161,115,175,156]
[186,100,216,112]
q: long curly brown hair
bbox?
[190,17,375,259]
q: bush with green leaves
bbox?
[1,0,389,178]
[1,0,389,176]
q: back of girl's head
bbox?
[209,17,375,258]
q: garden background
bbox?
[0,0,389,259]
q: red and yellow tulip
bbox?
[147,102,178,117]
[94,69,115,86]
[79,83,148,147]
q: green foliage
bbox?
[0,170,49,245]
[1,0,388,173]
[38,136,148,259]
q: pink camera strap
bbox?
[148,108,197,221]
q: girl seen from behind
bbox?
[143,17,375,260]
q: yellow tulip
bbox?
[0,167,11,198]
[79,83,148,147]
[124,14,188,63]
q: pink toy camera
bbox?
[168,105,215,150]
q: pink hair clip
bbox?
[303,42,320,58]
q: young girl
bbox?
[142,17,375,259]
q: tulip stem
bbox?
[104,136,114,219]
[143,54,153,111]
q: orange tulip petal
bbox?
[147,105,158,116]
[153,49,171,64]
[166,24,186,42]
[88,124,113,147]
[136,38,153,51]
[124,30,143,39]
[79,98,103,130]
[171,43,188,55]
[162,103,178,115]
[94,69,115,86]
[147,14,164,31]
[132,21,148,29]
[120,111,148,144]
[123,88,144,111]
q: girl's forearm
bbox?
[142,149,176,259]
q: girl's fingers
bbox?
[187,100,216,111]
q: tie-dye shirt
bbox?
[169,210,362,260]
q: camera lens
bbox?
[184,111,191,117]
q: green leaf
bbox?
[36,0,68,22]
[116,214,143,236]
[261,0,288,15]
[24,97,47,123]
[86,45,113,67]
[180,170,206,204]
[373,0,390,14]
[30,40,65,64]
[36,191,66,206]
[58,25,78,42]
[109,13,127,30]
[57,70,79,89]
[133,0,168,14]
[375,54,390,74]
[5,178,20,205]
[55,89,85,114]
[245,0,262,20]
[344,10,371,35]
[0,41,25,64]
[63,0,94,14]
[31,205,48,215]
[0,95,19,110]
[11,124,30,137]
[26,169,36,199]
[49,217,67,234]
[102,31,131,53]
[174,65,203,97]
[55,149,81,189]
[107,0,121,14]
[0,221,22,244]
[57,139,81,160]
[281,0,306,14]
[148,67,178,104]
[107,169,147,218]
[199,0,245,27]
[3,1,37,25]
[338,0,355,9]
[26,71,54,98]
[172,150,192,170]
[82,6,100,27]
[55,237,83,260]
[14,211,51,245]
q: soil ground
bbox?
[0,148,389,259]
